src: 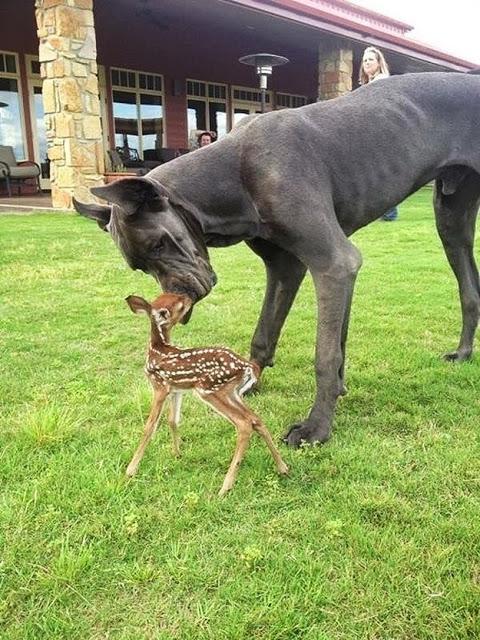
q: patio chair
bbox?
[107,149,147,176]
[0,145,41,197]
[107,149,125,172]
[143,147,189,168]
[115,145,146,169]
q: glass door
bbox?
[26,57,49,189]
[31,83,49,189]
[186,80,228,148]
[0,52,27,160]
[231,86,272,129]
[232,104,261,127]
[110,68,164,163]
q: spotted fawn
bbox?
[125,293,289,496]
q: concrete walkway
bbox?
[0,192,56,212]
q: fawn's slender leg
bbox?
[126,385,169,477]
[168,392,183,457]
[230,393,288,475]
[197,389,253,496]
[219,422,252,497]
[250,420,289,476]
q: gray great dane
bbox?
[74,71,480,447]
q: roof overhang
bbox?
[221,0,476,71]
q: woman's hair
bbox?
[196,130,216,145]
[359,46,390,85]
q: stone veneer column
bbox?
[318,47,353,100]
[35,0,104,209]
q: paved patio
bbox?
[0,192,56,212]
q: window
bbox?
[276,93,308,109]
[0,52,17,74]
[187,80,227,146]
[231,85,273,127]
[232,87,271,105]
[30,59,41,76]
[0,52,25,159]
[111,68,164,159]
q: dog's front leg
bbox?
[246,239,307,373]
[283,237,362,447]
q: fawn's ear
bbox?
[176,297,192,316]
[125,295,151,315]
[175,295,193,324]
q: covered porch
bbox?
[0,0,475,208]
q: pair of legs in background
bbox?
[381,206,398,221]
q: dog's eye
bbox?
[151,238,166,255]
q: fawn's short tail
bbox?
[237,366,257,396]
[250,360,261,379]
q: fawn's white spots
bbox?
[145,340,250,391]
[126,292,288,496]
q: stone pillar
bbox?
[35,0,104,209]
[318,47,353,101]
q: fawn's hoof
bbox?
[125,465,138,478]
[278,462,289,475]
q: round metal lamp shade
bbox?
[239,53,289,75]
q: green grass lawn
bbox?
[1,188,479,639]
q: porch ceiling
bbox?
[97,0,324,55]
[93,0,460,74]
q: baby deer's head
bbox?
[126,293,192,332]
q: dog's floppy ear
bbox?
[91,178,168,216]
[72,197,112,231]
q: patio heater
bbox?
[238,53,289,113]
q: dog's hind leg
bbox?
[434,168,480,361]
[246,238,307,373]
[338,284,355,396]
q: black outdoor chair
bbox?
[141,147,190,169]
[115,146,146,169]
[107,149,147,176]
[0,145,41,196]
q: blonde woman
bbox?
[359,46,390,85]
[360,46,399,221]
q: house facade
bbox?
[0,0,475,207]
